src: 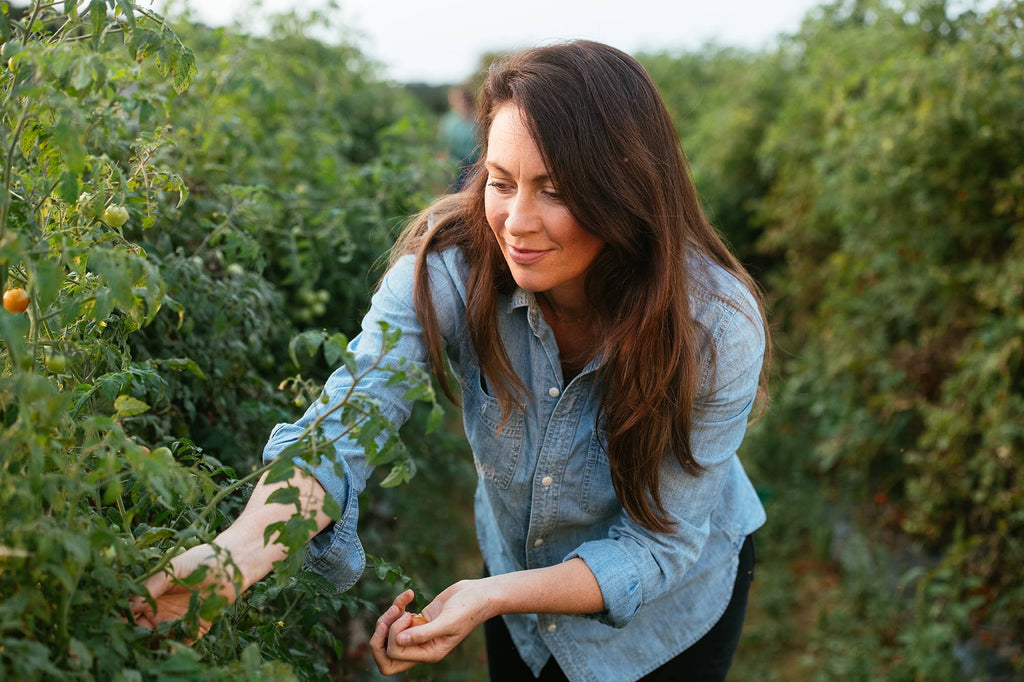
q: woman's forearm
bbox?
[483,558,604,619]
[211,467,333,593]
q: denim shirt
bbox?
[263,247,766,682]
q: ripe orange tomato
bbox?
[409,613,429,627]
[3,288,29,313]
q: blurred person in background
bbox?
[440,84,479,191]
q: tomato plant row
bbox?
[0,2,452,679]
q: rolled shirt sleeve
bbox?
[261,252,464,590]
[566,298,766,627]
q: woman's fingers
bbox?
[370,607,418,675]
[392,612,438,647]
[392,588,416,611]
[127,570,168,628]
[371,605,401,649]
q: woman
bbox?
[132,41,769,681]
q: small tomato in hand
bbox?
[3,288,29,313]
[102,204,129,228]
[409,613,429,627]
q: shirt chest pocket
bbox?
[463,371,525,490]
[581,430,619,517]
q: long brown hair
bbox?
[391,41,769,533]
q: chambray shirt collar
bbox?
[507,287,544,335]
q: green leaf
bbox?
[426,402,445,434]
[58,170,79,204]
[53,117,86,175]
[321,491,343,521]
[89,0,107,44]
[198,593,229,621]
[159,357,208,380]
[114,394,149,417]
[323,333,349,367]
[266,485,300,507]
[240,643,262,669]
[67,638,94,670]
[0,311,30,364]
[134,525,175,548]
[380,460,414,488]
[0,9,10,44]
[272,514,317,553]
[114,0,136,29]
[173,48,196,93]
[29,257,61,312]
[69,58,94,91]
[288,330,325,367]
[264,456,296,485]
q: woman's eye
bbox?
[543,189,563,201]
[487,180,511,192]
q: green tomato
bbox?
[102,204,129,228]
[45,353,68,373]
[0,41,21,59]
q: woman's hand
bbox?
[128,543,240,642]
[129,468,333,643]
[369,560,602,674]
[369,580,497,675]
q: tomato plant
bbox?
[0,2,447,680]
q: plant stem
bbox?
[0,109,32,240]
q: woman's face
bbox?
[484,105,604,312]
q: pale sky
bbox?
[160,0,988,84]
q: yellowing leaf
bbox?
[113,394,149,417]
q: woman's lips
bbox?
[507,244,550,265]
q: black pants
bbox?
[484,535,755,682]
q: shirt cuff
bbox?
[262,423,365,591]
[565,540,643,628]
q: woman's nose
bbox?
[504,194,539,235]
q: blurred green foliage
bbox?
[644,0,1023,678]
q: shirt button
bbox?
[547,623,557,632]
[541,476,553,487]
[534,538,544,547]
[548,387,560,398]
